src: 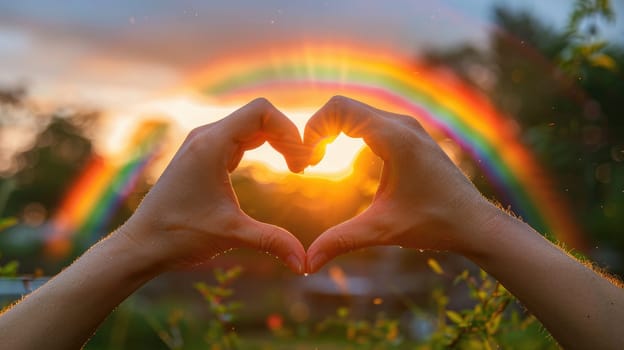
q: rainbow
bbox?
[190,43,584,249]
[45,120,168,257]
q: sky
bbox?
[1,0,623,174]
[2,0,622,105]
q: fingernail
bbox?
[309,253,327,273]
[286,254,303,274]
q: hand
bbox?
[304,96,499,273]
[4,98,619,350]
[119,98,309,274]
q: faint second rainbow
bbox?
[45,120,168,257]
[188,43,584,249]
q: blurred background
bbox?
[1,0,623,348]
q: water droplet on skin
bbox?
[304,273,309,277]
[418,249,424,253]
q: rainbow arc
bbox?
[47,43,584,254]
[46,121,167,256]
[191,43,583,248]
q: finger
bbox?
[303,95,397,164]
[233,215,307,274]
[306,211,386,273]
[222,98,310,172]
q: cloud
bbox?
[0,1,490,69]
[2,0,619,108]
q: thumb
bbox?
[234,216,306,274]
[306,213,382,273]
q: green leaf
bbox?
[453,270,470,285]
[194,282,209,297]
[479,269,488,281]
[0,260,19,277]
[224,266,243,281]
[579,41,607,56]
[427,258,444,275]
[589,53,617,70]
[446,310,464,325]
[209,286,233,297]
[486,313,503,335]
[214,268,226,284]
[0,217,17,232]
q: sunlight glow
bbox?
[244,109,364,178]
[244,133,364,178]
[103,96,364,179]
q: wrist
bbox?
[110,218,170,279]
[448,198,508,259]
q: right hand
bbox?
[118,98,309,274]
[304,96,500,273]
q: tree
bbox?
[423,3,624,273]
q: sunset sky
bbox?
[1,0,623,174]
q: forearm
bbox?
[462,204,624,350]
[0,100,310,349]
[0,228,160,349]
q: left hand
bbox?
[118,98,309,274]
[303,96,496,273]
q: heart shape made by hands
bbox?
[223,97,395,274]
[220,96,412,273]
[135,96,479,275]
[231,96,480,274]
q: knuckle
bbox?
[396,114,424,130]
[370,217,394,245]
[249,97,271,110]
[258,228,278,252]
[184,130,204,153]
[185,131,209,158]
[328,95,350,113]
[186,126,204,143]
[337,233,356,252]
[186,124,216,144]
[329,94,348,104]
[183,124,221,157]
[223,214,244,234]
